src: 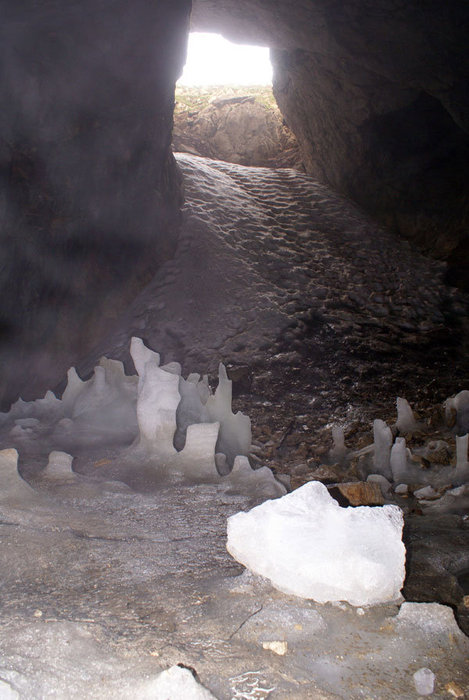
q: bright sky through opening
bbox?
[178,33,272,86]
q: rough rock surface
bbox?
[0,0,190,407]
[191,0,469,284]
[173,88,302,168]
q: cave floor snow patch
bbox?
[227,481,406,606]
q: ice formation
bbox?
[349,393,469,505]
[222,455,285,499]
[121,338,285,497]
[445,389,469,433]
[372,419,393,479]
[127,337,252,472]
[206,364,251,466]
[0,338,284,497]
[144,665,217,699]
[396,397,419,433]
[0,448,38,505]
[226,481,406,606]
[329,425,346,462]
[43,451,75,480]
[455,434,469,484]
[390,437,409,483]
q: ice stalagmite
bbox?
[61,367,87,416]
[206,363,251,466]
[0,449,38,505]
[0,336,283,496]
[131,338,180,456]
[222,455,286,499]
[43,451,75,480]
[174,372,210,451]
[175,422,220,480]
[373,419,393,479]
[455,434,469,484]
[390,437,409,483]
[329,425,346,462]
[396,397,418,433]
[130,336,160,376]
[445,389,469,433]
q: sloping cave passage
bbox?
[1,2,469,697]
[191,0,469,289]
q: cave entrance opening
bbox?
[178,32,272,87]
[173,33,301,169]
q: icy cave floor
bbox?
[1,155,469,698]
[1,481,468,700]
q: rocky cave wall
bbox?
[0,0,191,406]
[191,0,469,286]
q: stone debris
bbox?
[329,480,384,506]
[262,641,288,656]
[445,681,465,698]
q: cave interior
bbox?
[0,1,469,698]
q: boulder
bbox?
[173,91,302,168]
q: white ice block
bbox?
[227,481,405,606]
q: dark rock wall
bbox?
[191,0,469,281]
[0,0,191,405]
